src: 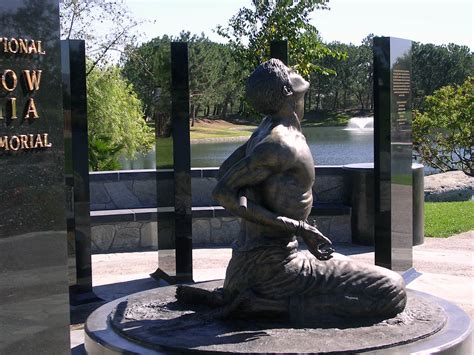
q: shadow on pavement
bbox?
[71,344,87,355]
[70,277,161,327]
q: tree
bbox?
[412,42,473,109]
[216,0,341,79]
[310,35,373,112]
[182,33,244,123]
[60,0,143,75]
[122,33,245,130]
[309,41,348,111]
[413,77,473,176]
[122,35,172,136]
[87,64,154,171]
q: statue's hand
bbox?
[299,222,335,261]
[276,217,334,260]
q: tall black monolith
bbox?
[373,37,413,271]
[270,40,289,65]
[62,39,100,305]
[153,42,193,283]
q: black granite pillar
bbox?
[62,40,100,305]
[270,40,289,65]
[0,0,70,353]
[373,37,413,271]
[154,42,193,283]
[171,42,193,282]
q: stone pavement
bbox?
[71,231,473,353]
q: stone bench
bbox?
[90,203,351,253]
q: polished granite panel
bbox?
[157,42,193,282]
[0,0,70,353]
[171,43,193,282]
[373,37,413,271]
[155,47,175,281]
[270,40,288,64]
[62,40,97,303]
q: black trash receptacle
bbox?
[412,163,424,246]
[343,163,375,245]
[343,163,424,246]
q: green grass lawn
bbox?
[301,110,352,127]
[190,124,255,140]
[425,201,474,238]
[156,137,173,169]
[185,110,358,140]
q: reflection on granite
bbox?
[63,40,95,300]
[373,37,413,271]
[156,42,193,282]
[0,232,69,353]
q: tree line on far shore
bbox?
[121,34,472,131]
[60,0,472,174]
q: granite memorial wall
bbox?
[0,0,70,353]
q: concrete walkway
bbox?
[71,231,473,353]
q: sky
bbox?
[124,0,473,49]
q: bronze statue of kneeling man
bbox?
[177,59,407,321]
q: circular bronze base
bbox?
[85,280,472,354]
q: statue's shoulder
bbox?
[249,128,298,164]
[271,123,302,145]
[250,117,300,153]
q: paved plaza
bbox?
[71,231,473,353]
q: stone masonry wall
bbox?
[91,215,351,253]
[89,167,348,211]
[89,167,351,253]
[91,222,158,253]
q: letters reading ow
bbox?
[0,69,41,120]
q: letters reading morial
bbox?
[9,135,20,150]
[0,135,8,149]
[0,133,52,151]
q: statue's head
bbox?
[245,58,309,115]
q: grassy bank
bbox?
[156,137,173,168]
[190,119,255,140]
[302,110,351,127]
[301,109,372,127]
[155,119,255,168]
[188,110,370,140]
[425,201,474,238]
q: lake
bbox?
[120,126,374,169]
